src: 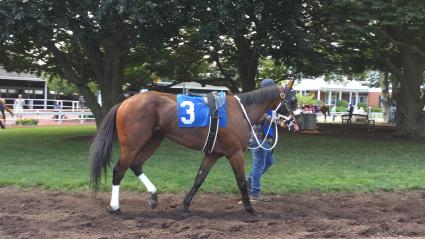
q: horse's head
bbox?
[277,80,300,131]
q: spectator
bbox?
[78,95,86,109]
[14,94,25,119]
[53,101,63,119]
[390,104,396,124]
[348,103,354,123]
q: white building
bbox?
[293,77,383,107]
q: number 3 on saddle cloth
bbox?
[177,91,227,153]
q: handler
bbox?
[247,78,296,200]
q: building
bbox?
[293,77,383,107]
[0,67,48,109]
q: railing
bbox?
[2,98,82,111]
[4,109,94,125]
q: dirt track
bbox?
[1,187,425,239]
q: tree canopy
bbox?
[0,0,185,125]
[319,0,425,136]
[0,0,424,136]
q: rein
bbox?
[234,95,287,151]
[234,85,298,151]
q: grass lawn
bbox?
[0,125,424,194]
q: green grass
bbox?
[0,126,424,194]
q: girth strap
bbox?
[202,93,220,153]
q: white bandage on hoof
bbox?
[139,173,157,193]
[110,185,120,210]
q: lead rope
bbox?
[234,95,282,151]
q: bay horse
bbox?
[90,82,298,215]
[315,105,330,122]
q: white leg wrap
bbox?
[110,185,120,210]
[139,173,157,193]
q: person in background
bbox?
[78,95,86,109]
[13,94,25,119]
[348,103,354,123]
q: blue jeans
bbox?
[249,140,275,197]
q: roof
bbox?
[0,67,45,82]
[293,77,376,93]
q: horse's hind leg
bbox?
[130,133,164,209]
[109,149,137,214]
[182,153,221,213]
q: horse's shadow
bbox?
[114,207,279,222]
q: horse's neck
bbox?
[245,101,276,124]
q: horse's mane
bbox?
[236,85,280,105]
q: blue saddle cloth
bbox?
[177,92,227,128]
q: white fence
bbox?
[4,109,94,125]
[2,98,82,111]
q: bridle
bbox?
[234,84,298,151]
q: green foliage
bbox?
[320,0,425,136]
[314,100,324,105]
[296,93,317,106]
[47,75,98,97]
[336,106,347,112]
[336,100,349,108]
[188,0,326,91]
[1,126,425,193]
[357,102,368,110]
[258,58,289,83]
[15,119,38,126]
[0,0,185,122]
[371,107,382,112]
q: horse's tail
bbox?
[90,104,121,193]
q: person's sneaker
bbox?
[250,194,262,202]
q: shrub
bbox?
[15,119,39,126]
[357,102,368,110]
[336,100,348,108]
[370,107,382,112]
[296,93,316,106]
[336,106,347,112]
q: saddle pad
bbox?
[177,94,227,128]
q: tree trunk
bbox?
[393,47,425,137]
[234,36,259,92]
[91,39,126,127]
[238,58,258,92]
[379,72,391,123]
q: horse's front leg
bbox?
[182,153,221,213]
[227,151,256,215]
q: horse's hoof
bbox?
[149,199,157,209]
[150,192,158,209]
[181,208,191,215]
[246,207,257,216]
[107,207,122,215]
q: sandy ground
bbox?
[1,187,424,239]
[1,123,424,238]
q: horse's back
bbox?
[115,92,177,144]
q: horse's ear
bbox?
[287,80,294,89]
